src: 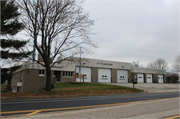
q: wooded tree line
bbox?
[132,57,180,72]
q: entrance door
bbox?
[17,86,22,92]
[54,71,61,81]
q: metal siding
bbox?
[117,70,128,83]
[98,69,111,82]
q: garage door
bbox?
[76,67,91,82]
[117,70,128,83]
[137,74,144,83]
[146,74,152,83]
[158,75,163,83]
[98,69,111,82]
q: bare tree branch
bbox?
[17,0,97,91]
[173,55,180,72]
[147,58,168,69]
[132,61,140,67]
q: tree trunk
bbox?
[46,67,51,92]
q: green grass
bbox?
[1,82,144,100]
[53,82,144,92]
[1,84,8,92]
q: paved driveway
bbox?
[102,83,180,93]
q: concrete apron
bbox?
[100,83,180,93]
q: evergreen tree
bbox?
[1,0,32,85]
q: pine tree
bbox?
[1,0,32,86]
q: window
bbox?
[71,72,73,77]
[84,74,87,79]
[39,70,45,76]
[68,72,70,76]
[63,71,73,77]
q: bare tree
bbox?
[147,58,168,69]
[147,61,157,69]
[17,0,97,91]
[132,61,140,67]
[173,55,180,72]
[156,58,168,69]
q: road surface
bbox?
[1,91,179,116]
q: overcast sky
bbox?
[76,0,179,70]
[12,0,179,70]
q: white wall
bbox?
[117,70,128,83]
[98,69,111,82]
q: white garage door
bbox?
[137,74,144,83]
[117,70,128,83]
[158,75,163,83]
[146,74,152,83]
[76,67,91,82]
[98,69,111,82]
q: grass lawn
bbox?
[1,82,144,100]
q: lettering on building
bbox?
[97,62,113,66]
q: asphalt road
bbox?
[1,91,179,116]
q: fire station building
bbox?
[11,57,167,92]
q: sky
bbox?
[8,0,179,71]
[78,0,179,70]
